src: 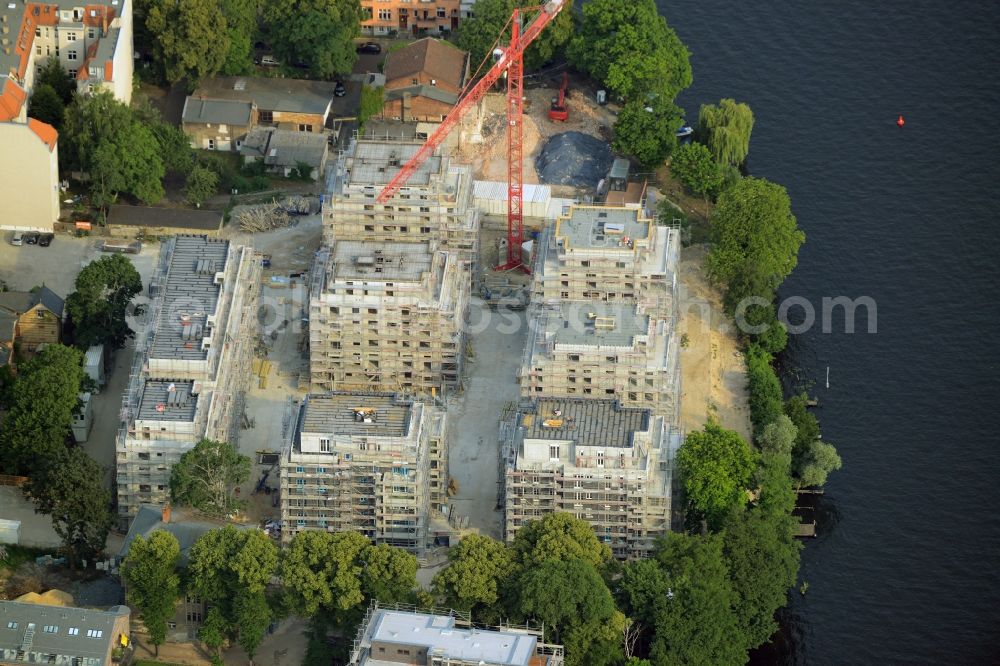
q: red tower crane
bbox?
[376,0,566,272]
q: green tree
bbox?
[220,0,259,75]
[280,530,370,618]
[568,0,691,101]
[456,0,574,72]
[35,57,76,104]
[183,165,220,206]
[784,393,821,457]
[234,590,271,662]
[620,533,745,666]
[361,543,418,606]
[517,558,617,646]
[510,512,613,572]
[264,0,359,79]
[150,121,195,175]
[357,85,384,132]
[722,507,800,651]
[433,534,514,621]
[746,344,784,434]
[169,439,251,516]
[146,0,230,84]
[60,91,135,172]
[188,526,279,619]
[678,422,755,530]
[611,97,683,168]
[122,531,182,655]
[670,141,723,200]
[25,447,113,567]
[0,344,85,475]
[28,84,65,131]
[697,98,754,168]
[90,121,166,206]
[65,254,143,350]
[198,606,229,661]
[563,611,627,666]
[795,439,842,488]
[755,415,798,517]
[707,176,805,310]
[739,302,788,354]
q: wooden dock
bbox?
[795,521,817,538]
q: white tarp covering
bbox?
[473,181,553,218]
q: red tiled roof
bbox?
[27,118,58,152]
[384,38,467,90]
[0,79,28,122]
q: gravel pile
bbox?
[534,132,614,188]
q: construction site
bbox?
[115,235,262,528]
[499,398,681,560]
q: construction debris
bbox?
[236,202,291,232]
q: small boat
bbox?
[675,126,694,138]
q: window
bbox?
[86,630,103,638]
[66,32,77,41]
[6,622,17,629]
[411,78,419,85]
[43,625,58,633]
[186,609,202,623]
[207,138,216,150]
[437,7,446,17]
[88,28,96,39]
[36,309,46,318]
[378,8,391,20]
[319,438,331,453]
[549,445,560,460]
[296,466,304,473]
[68,628,79,636]
[68,50,78,61]
[259,110,273,123]
[36,45,42,55]
[298,124,313,132]
[35,27,41,37]
[68,69,77,78]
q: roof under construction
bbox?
[556,206,650,250]
[328,241,433,282]
[518,398,650,448]
[550,302,648,348]
[137,380,198,422]
[346,140,443,187]
[150,236,229,361]
[299,393,413,438]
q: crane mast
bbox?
[376,0,566,272]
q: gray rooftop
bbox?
[0,286,64,318]
[346,140,443,187]
[362,609,537,666]
[329,241,433,282]
[0,600,128,665]
[384,84,458,106]
[550,302,648,347]
[182,96,254,126]
[300,393,412,438]
[193,76,334,116]
[118,504,252,563]
[107,205,224,231]
[150,235,229,361]
[137,380,198,422]
[556,206,649,249]
[519,398,650,448]
[240,127,328,168]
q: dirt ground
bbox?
[462,78,619,185]
[677,245,752,441]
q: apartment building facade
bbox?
[323,138,480,265]
[500,398,679,560]
[0,120,59,231]
[309,240,467,397]
[115,235,261,526]
[361,0,461,36]
[279,392,448,552]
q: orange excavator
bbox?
[548,72,569,122]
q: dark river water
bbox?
[658,0,1000,662]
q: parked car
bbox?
[356,42,381,54]
[259,54,280,66]
[38,233,54,247]
[23,232,39,245]
[334,81,346,97]
[10,231,23,246]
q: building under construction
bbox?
[500,398,680,560]
[531,205,680,318]
[278,392,448,552]
[323,138,480,265]
[308,240,468,397]
[115,235,262,527]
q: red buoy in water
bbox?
[897,115,905,128]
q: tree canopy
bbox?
[219,0,260,75]
[456,0,574,73]
[568,0,691,102]
[188,526,278,615]
[65,254,143,350]
[122,530,182,652]
[670,141,723,200]
[433,534,514,621]
[746,344,785,434]
[678,422,755,529]
[510,512,613,572]
[183,165,220,206]
[795,439,842,488]
[707,176,805,310]
[0,344,85,475]
[36,57,76,104]
[28,85,65,131]
[698,98,754,168]
[146,0,230,84]
[264,0,359,79]
[169,439,251,516]
[612,97,683,168]
[26,447,113,566]
[518,558,618,646]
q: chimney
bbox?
[161,503,171,524]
